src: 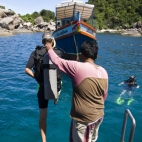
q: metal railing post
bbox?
[120,109,136,142]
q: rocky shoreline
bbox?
[0,8,142,37]
[0,28,34,36]
[97,28,142,37]
[0,8,55,36]
[1,28,141,37]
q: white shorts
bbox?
[70,117,103,142]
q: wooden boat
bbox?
[53,0,97,60]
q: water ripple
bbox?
[0,33,142,142]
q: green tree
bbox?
[87,0,142,29]
[0,5,5,9]
[18,9,55,25]
[32,11,40,19]
[19,14,34,24]
[40,9,55,22]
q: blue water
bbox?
[0,33,142,142]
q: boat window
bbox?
[61,18,73,26]
[57,22,61,29]
[62,20,66,26]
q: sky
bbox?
[0,0,88,15]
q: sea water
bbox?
[0,33,142,142]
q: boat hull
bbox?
[53,21,97,60]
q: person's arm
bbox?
[45,42,77,78]
[135,83,139,88]
[25,68,34,78]
[25,51,35,78]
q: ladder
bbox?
[120,109,136,142]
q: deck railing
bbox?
[120,109,136,142]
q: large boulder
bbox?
[36,22,49,29]
[132,22,142,29]
[0,8,14,16]
[34,16,44,25]
[122,24,129,29]
[18,23,23,29]
[3,9,15,16]
[121,30,141,37]
[39,22,49,27]
[137,28,142,34]
[13,17,24,28]
[0,23,14,30]
[47,25,56,31]
[132,23,137,29]
[31,26,39,32]
[0,17,13,24]
[50,21,56,26]
[0,23,9,29]
[0,9,7,18]
[23,22,32,30]
[0,7,57,35]
[137,21,142,28]
[23,22,32,27]
[8,24,14,30]
[11,14,19,20]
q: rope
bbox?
[71,21,80,61]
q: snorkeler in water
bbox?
[116,75,139,105]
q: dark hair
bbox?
[42,38,52,45]
[81,41,98,60]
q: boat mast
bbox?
[73,0,76,20]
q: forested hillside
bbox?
[19,9,55,24]
[87,0,142,29]
[1,0,142,30]
[0,5,55,25]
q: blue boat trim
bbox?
[54,1,96,60]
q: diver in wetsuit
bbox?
[117,76,139,105]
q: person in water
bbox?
[44,39,108,142]
[117,75,139,105]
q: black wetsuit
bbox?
[26,48,63,108]
[123,78,138,91]
[26,50,48,108]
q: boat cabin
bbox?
[55,0,94,29]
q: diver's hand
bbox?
[118,82,124,86]
[45,42,53,51]
[136,85,139,88]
